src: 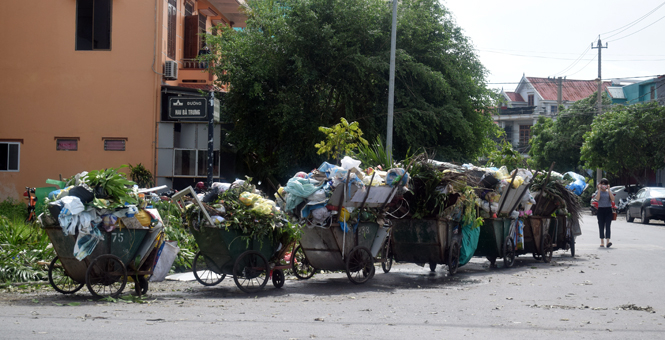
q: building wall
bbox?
[0,0,165,200]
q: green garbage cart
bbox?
[473,218,516,268]
[172,187,292,293]
[42,215,162,298]
[388,218,462,275]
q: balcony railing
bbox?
[181,58,208,70]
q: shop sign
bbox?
[168,97,208,121]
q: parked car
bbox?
[626,187,665,224]
[590,185,642,215]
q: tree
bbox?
[528,92,611,173]
[486,140,525,171]
[315,118,368,164]
[581,101,665,184]
[204,0,498,181]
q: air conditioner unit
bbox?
[164,60,178,80]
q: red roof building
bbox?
[494,75,610,154]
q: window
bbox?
[76,0,112,50]
[103,138,126,151]
[174,149,220,176]
[504,125,513,142]
[56,138,78,151]
[551,105,558,114]
[519,125,531,145]
[527,94,534,106]
[167,0,177,59]
[185,1,193,16]
[0,142,20,171]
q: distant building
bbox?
[622,76,662,105]
[494,75,610,153]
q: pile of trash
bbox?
[39,166,170,268]
[179,178,299,259]
[418,160,536,220]
[276,156,409,230]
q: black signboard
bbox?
[168,97,208,121]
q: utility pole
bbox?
[591,37,607,185]
[385,0,397,165]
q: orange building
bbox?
[0,0,245,201]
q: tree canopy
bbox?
[581,101,665,183]
[528,92,611,173]
[205,0,498,180]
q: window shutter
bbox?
[184,15,199,59]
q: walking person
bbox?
[595,178,615,248]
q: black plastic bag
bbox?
[69,186,94,204]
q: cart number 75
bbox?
[111,232,124,243]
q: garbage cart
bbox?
[473,218,516,268]
[388,218,462,275]
[43,216,162,298]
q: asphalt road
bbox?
[2,211,664,339]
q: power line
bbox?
[607,13,665,43]
[566,54,597,77]
[551,45,592,77]
[487,74,663,85]
[477,47,665,58]
[478,49,665,62]
[601,1,665,38]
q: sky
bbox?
[443,0,665,92]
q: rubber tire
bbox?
[345,246,375,284]
[503,237,516,268]
[381,239,393,273]
[291,245,316,280]
[272,269,285,288]
[541,234,554,263]
[48,256,84,294]
[85,254,127,299]
[626,209,635,222]
[448,241,460,276]
[193,251,225,286]
[233,250,269,293]
[641,209,650,224]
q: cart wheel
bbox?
[193,251,225,286]
[48,256,84,294]
[380,239,393,273]
[502,237,516,268]
[85,254,127,299]
[134,275,149,296]
[568,237,576,257]
[233,250,269,293]
[429,263,437,272]
[345,246,375,284]
[272,269,285,288]
[541,234,554,263]
[291,245,316,280]
[448,241,460,275]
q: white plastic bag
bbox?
[340,156,361,170]
[150,241,179,282]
